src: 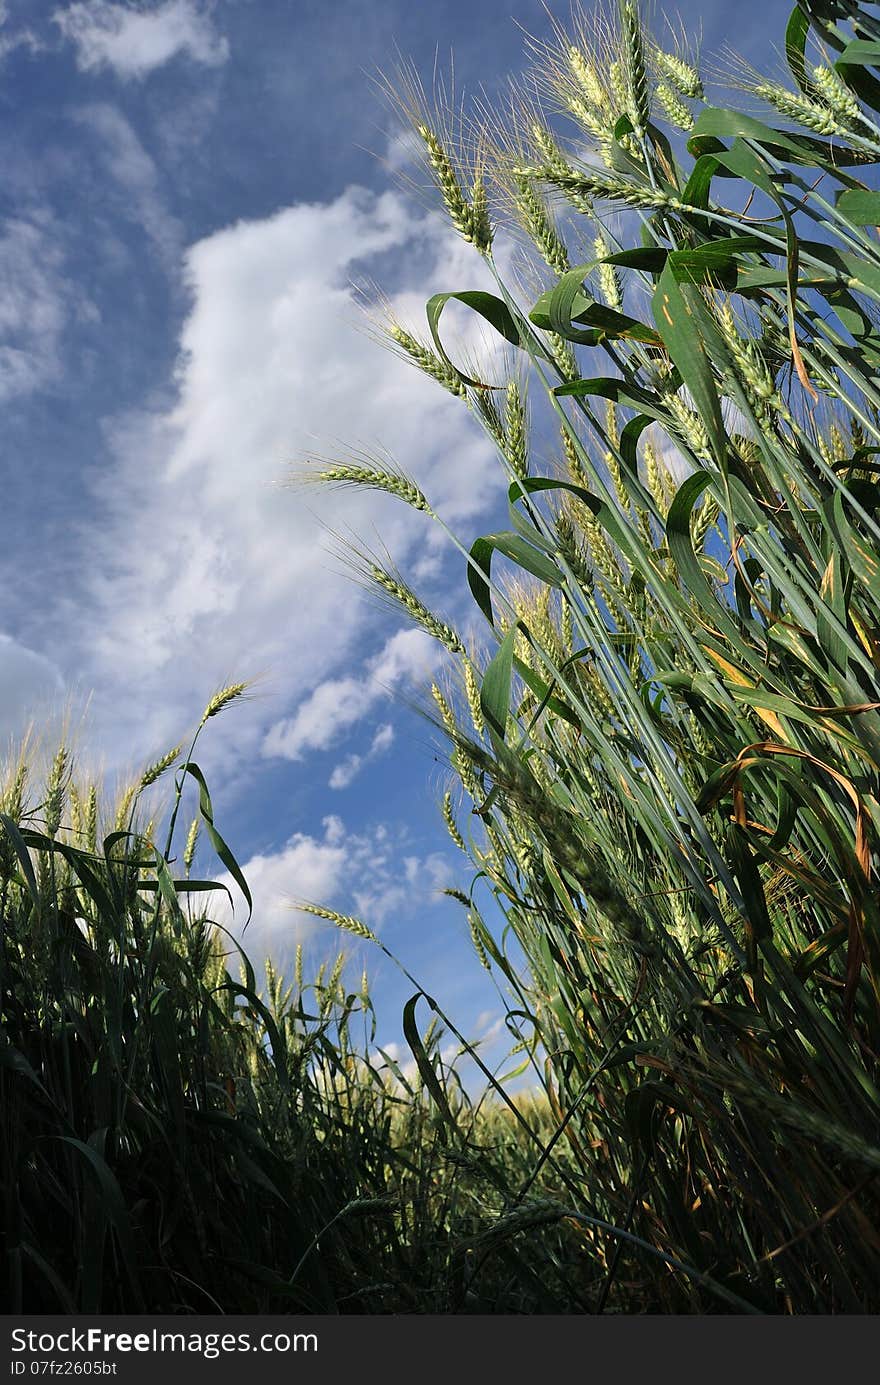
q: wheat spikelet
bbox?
[431,681,458,736]
[321,951,346,1013]
[594,234,623,312]
[654,48,703,100]
[369,566,465,655]
[561,424,590,491]
[505,380,529,479]
[811,64,862,125]
[560,592,574,656]
[294,941,303,991]
[666,392,712,460]
[621,1,650,136]
[114,784,135,835]
[183,815,200,874]
[644,440,672,513]
[470,173,494,254]
[521,164,678,211]
[44,746,69,838]
[568,45,610,115]
[468,910,491,970]
[298,902,377,942]
[528,122,596,210]
[549,331,580,380]
[513,174,570,274]
[529,121,573,176]
[68,785,83,841]
[3,761,27,820]
[471,1199,569,1246]
[387,322,467,396]
[452,743,481,802]
[462,659,486,737]
[309,461,432,514]
[566,89,613,146]
[715,301,778,425]
[556,513,594,595]
[417,122,477,242]
[84,784,98,854]
[609,58,628,115]
[140,743,183,790]
[202,682,248,723]
[752,81,850,137]
[656,81,694,130]
[472,388,507,451]
[603,400,631,513]
[442,790,467,852]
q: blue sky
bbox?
[0,0,770,1069]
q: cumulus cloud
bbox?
[58,186,501,773]
[54,0,228,79]
[264,628,437,762]
[328,722,394,790]
[214,816,348,945]
[212,814,455,968]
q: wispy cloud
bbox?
[0,214,92,401]
[53,0,228,80]
[0,1,43,61]
[0,635,64,745]
[72,104,183,265]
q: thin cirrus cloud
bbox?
[0,215,93,402]
[52,0,229,80]
[71,104,183,266]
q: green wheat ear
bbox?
[298,902,377,942]
[387,321,467,396]
[305,460,432,514]
[201,681,249,723]
[367,563,466,656]
[140,742,183,790]
[653,47,703,100]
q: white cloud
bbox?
[264,627,437,762]
[54,0,228,79]
[327,758,360,792]
[264,676,370,761]
[370,723,395,755]
[371,629,439,688]
[328,721,394,790]
[214,816,349,947]
[57,186,501,775]
[0,635,64,744]
[211,814,455,968]
[0,1,42,61]
[328,754,362,791]
[73,104,182,264]
[0,216,86,401]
